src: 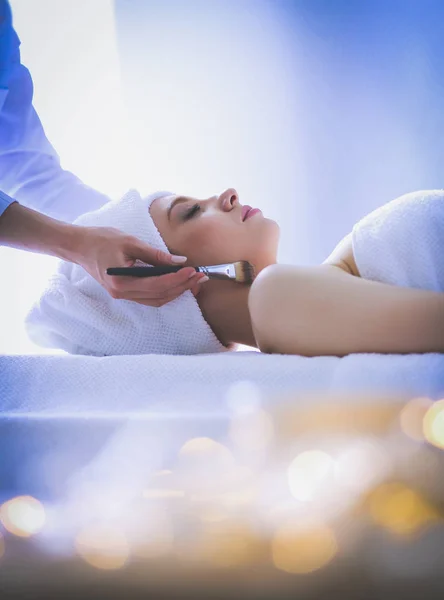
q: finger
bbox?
[128,240,187,266]
[191,275,210,298]
[133,277,202,306]
[106,267,196,294]
[108,272,202,301]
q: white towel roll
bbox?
[352,189,444,292]
[25,189,228,356]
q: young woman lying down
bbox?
[150,188,444,357]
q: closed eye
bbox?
[183,203,201,221]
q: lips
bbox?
[241,205,252,221]
[245,208,262,220]
[242,205,263,221]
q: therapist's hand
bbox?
[0,202,207,306]
[73,225,207,306]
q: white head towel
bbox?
[351,189,444,292]
[25,189,229,356]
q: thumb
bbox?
[129,240,187,266]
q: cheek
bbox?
[181,223,233,261]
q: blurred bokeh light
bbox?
[334,438,390,495]
[366,482,440,537]
[423,399,444,449]
[272,520,338,574]
[400,396,434,441]
[288,450,335,502]
[0,495,46,538]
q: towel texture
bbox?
[2,352,444,416]
[25,190,228,356]
[352,189,444,291]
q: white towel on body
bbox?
[25,189,228,357]
[352,189,444,291]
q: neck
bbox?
[197,279,256,348]
[196,261,275,348]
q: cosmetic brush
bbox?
[106,261,256,284]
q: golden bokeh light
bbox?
[75,524,130,570]
[367,482,439,536]
[272,521,338,574]
[178,437,235,468]
[177,437,239,499]
[400,396,433,441]
[423,399,444,449]
[288,450,334,501]
[271,397,402,437]
[0,495,46,538]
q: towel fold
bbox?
[352,189,444,292]
[25,189,228,357]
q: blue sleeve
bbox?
[0,0,110,222]
[0,188,15,215]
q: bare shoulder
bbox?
[322,232,361,277]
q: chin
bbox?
[262,217,281,248]
[248,220,280,269]
[266,216,280,232]
[257,214,279,229]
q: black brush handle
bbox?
[106,266,198,277]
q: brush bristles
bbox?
[234,261,256,284]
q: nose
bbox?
[219,188,239,211]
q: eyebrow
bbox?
[167,196,189,221]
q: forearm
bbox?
[0,200,82,262]
[249,265,444,356]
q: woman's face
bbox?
[150,188,280,270]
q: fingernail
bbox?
[197,276,209,284]
[188,270,198,279]
[171,255,188,264]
